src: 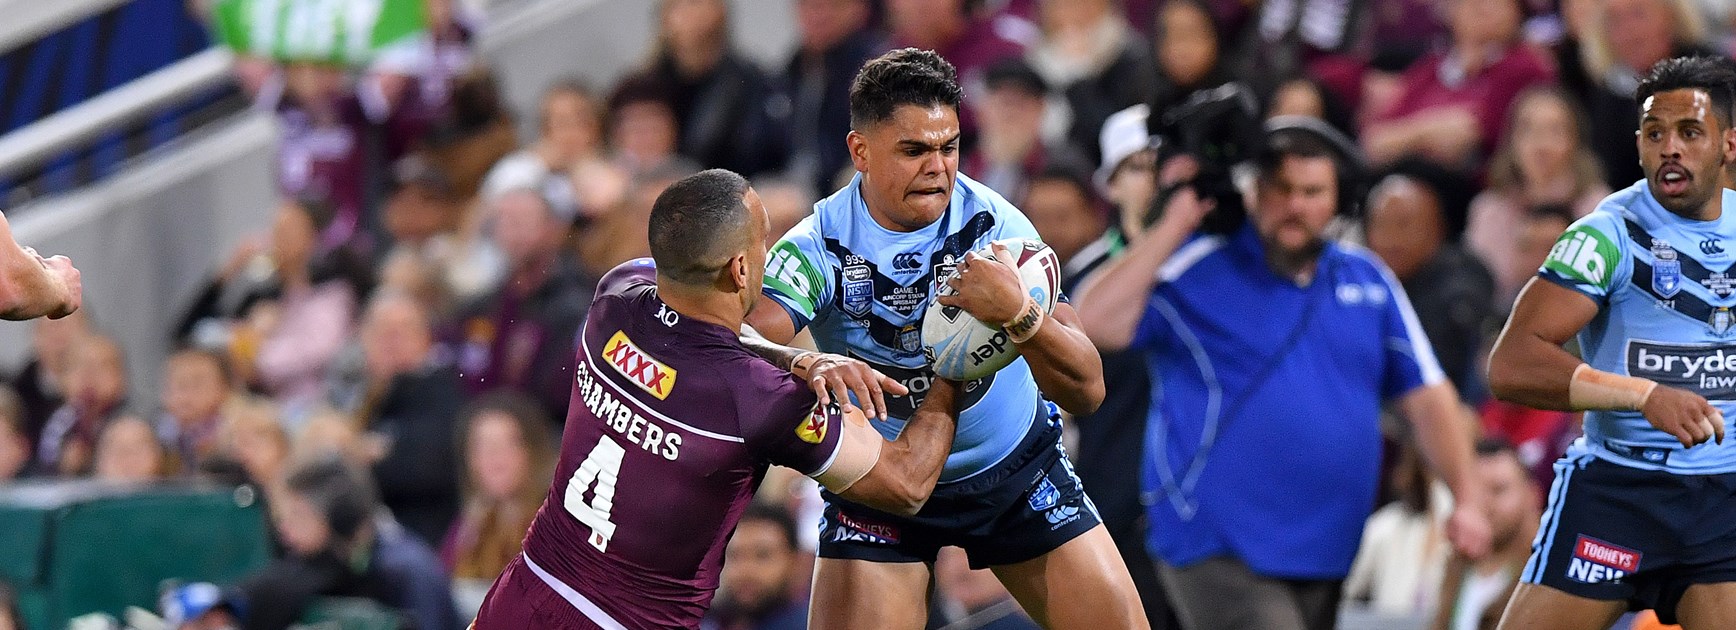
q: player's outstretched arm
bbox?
[1489,278,1723,447]
[1073,187,1211,350]
[815,378,961,516]
[743,297,910,421]
[0,212,81,320]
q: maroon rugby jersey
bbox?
[514,259,842,629]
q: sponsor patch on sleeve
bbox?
[1543,225,1619,292]
[796,402,830,444]
[764,241,824,318]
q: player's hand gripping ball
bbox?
[924,238,1060,380]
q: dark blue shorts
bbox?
[1522,453,1736,624]
[817,409,1101,570]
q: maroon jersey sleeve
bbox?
[734,358,844,477]
[596,258,658,297]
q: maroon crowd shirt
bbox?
[512,259,843,629]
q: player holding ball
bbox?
[743,48,1145,630]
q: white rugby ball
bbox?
[923,238,1061,380]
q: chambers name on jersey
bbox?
[1541,181,1736,473]
[763,172,1049,482]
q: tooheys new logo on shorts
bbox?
[1627,339,1736,399]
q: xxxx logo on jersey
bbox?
[797,403,831,444]
[602,331,677,399]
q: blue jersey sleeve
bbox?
[762,215,834,331]
[1538,211,1628,303]
[1376,262,1447,398]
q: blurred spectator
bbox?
[782,0,879,195]
[448,187,593,421]
[236,456,457,630]
[156,348,237,470]
[607,75,689,176]
[882,0,1032,138]
[702,504,809,630]
[1265,76,1356,139]
[421,66,518,205]
[965,59,1086,202]
[1429,439,1540,630]
[443,394,556,617]
[754,178,817,246]
[1367,0,1449,68]
[1573,0,1716,189]
[250,200,360,421]
[1466,88,1610,305]
[347,291,465,547]
[384,154,504,302]
[0,580,18,630]
[1363,163,1495,396]
[375,247,456,321]
[1149,0,1246,132]
[368,0,478,117]
[480,79,602,213]
[294,409,367,464]
[1023,162,1108,269]
[1025,0,1158,165]
[36,332,127,477]
[579,164,694,281]
[213,401,291,497]
[7,310,88,453]
[0,387,29,481]
[638,0,787,177]
[1344,437,1454,617]
[1065,110,1182,628]
[1361,0,1555,169]
[93,415,171,483]
[933,546,1041,630]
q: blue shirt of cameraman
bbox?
[1134,224,1444,579]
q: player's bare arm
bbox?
[1073,187,1213,350]
[743,298,910,420]
[1490,278,1723,447]
[0,211,81,321]
[1398,382,1492,560]
[940,242,1104,414]
[817,378,961,516]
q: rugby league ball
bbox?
[923,238,1061,380]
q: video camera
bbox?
[1141,82,1263,235]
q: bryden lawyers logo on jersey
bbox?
[1567,535,1640,584]
[602,331,677,400]
[796,403,830,444]
[1627,339,1736,399]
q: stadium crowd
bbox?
[4,0,1736,628]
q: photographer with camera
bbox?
[1073,118,1490,630]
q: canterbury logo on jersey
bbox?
[602,331,677,399]
[1627,339,1736,398]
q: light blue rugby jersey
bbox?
[1541,181,1736,473]
[761,172,1047,482]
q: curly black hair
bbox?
[848,48,964,130]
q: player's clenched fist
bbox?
[939,243,1024,326]
[1641,386,1725,448]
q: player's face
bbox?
[739,188,771,314]
[849,104,961,231]
[1638,88,1736,218]
[1252,155,1338,260]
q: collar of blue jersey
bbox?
[1227,223,1339,286]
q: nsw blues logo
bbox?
[842,262,872,317]
[1653,240,1681,298]
[1027,474,1060,512]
